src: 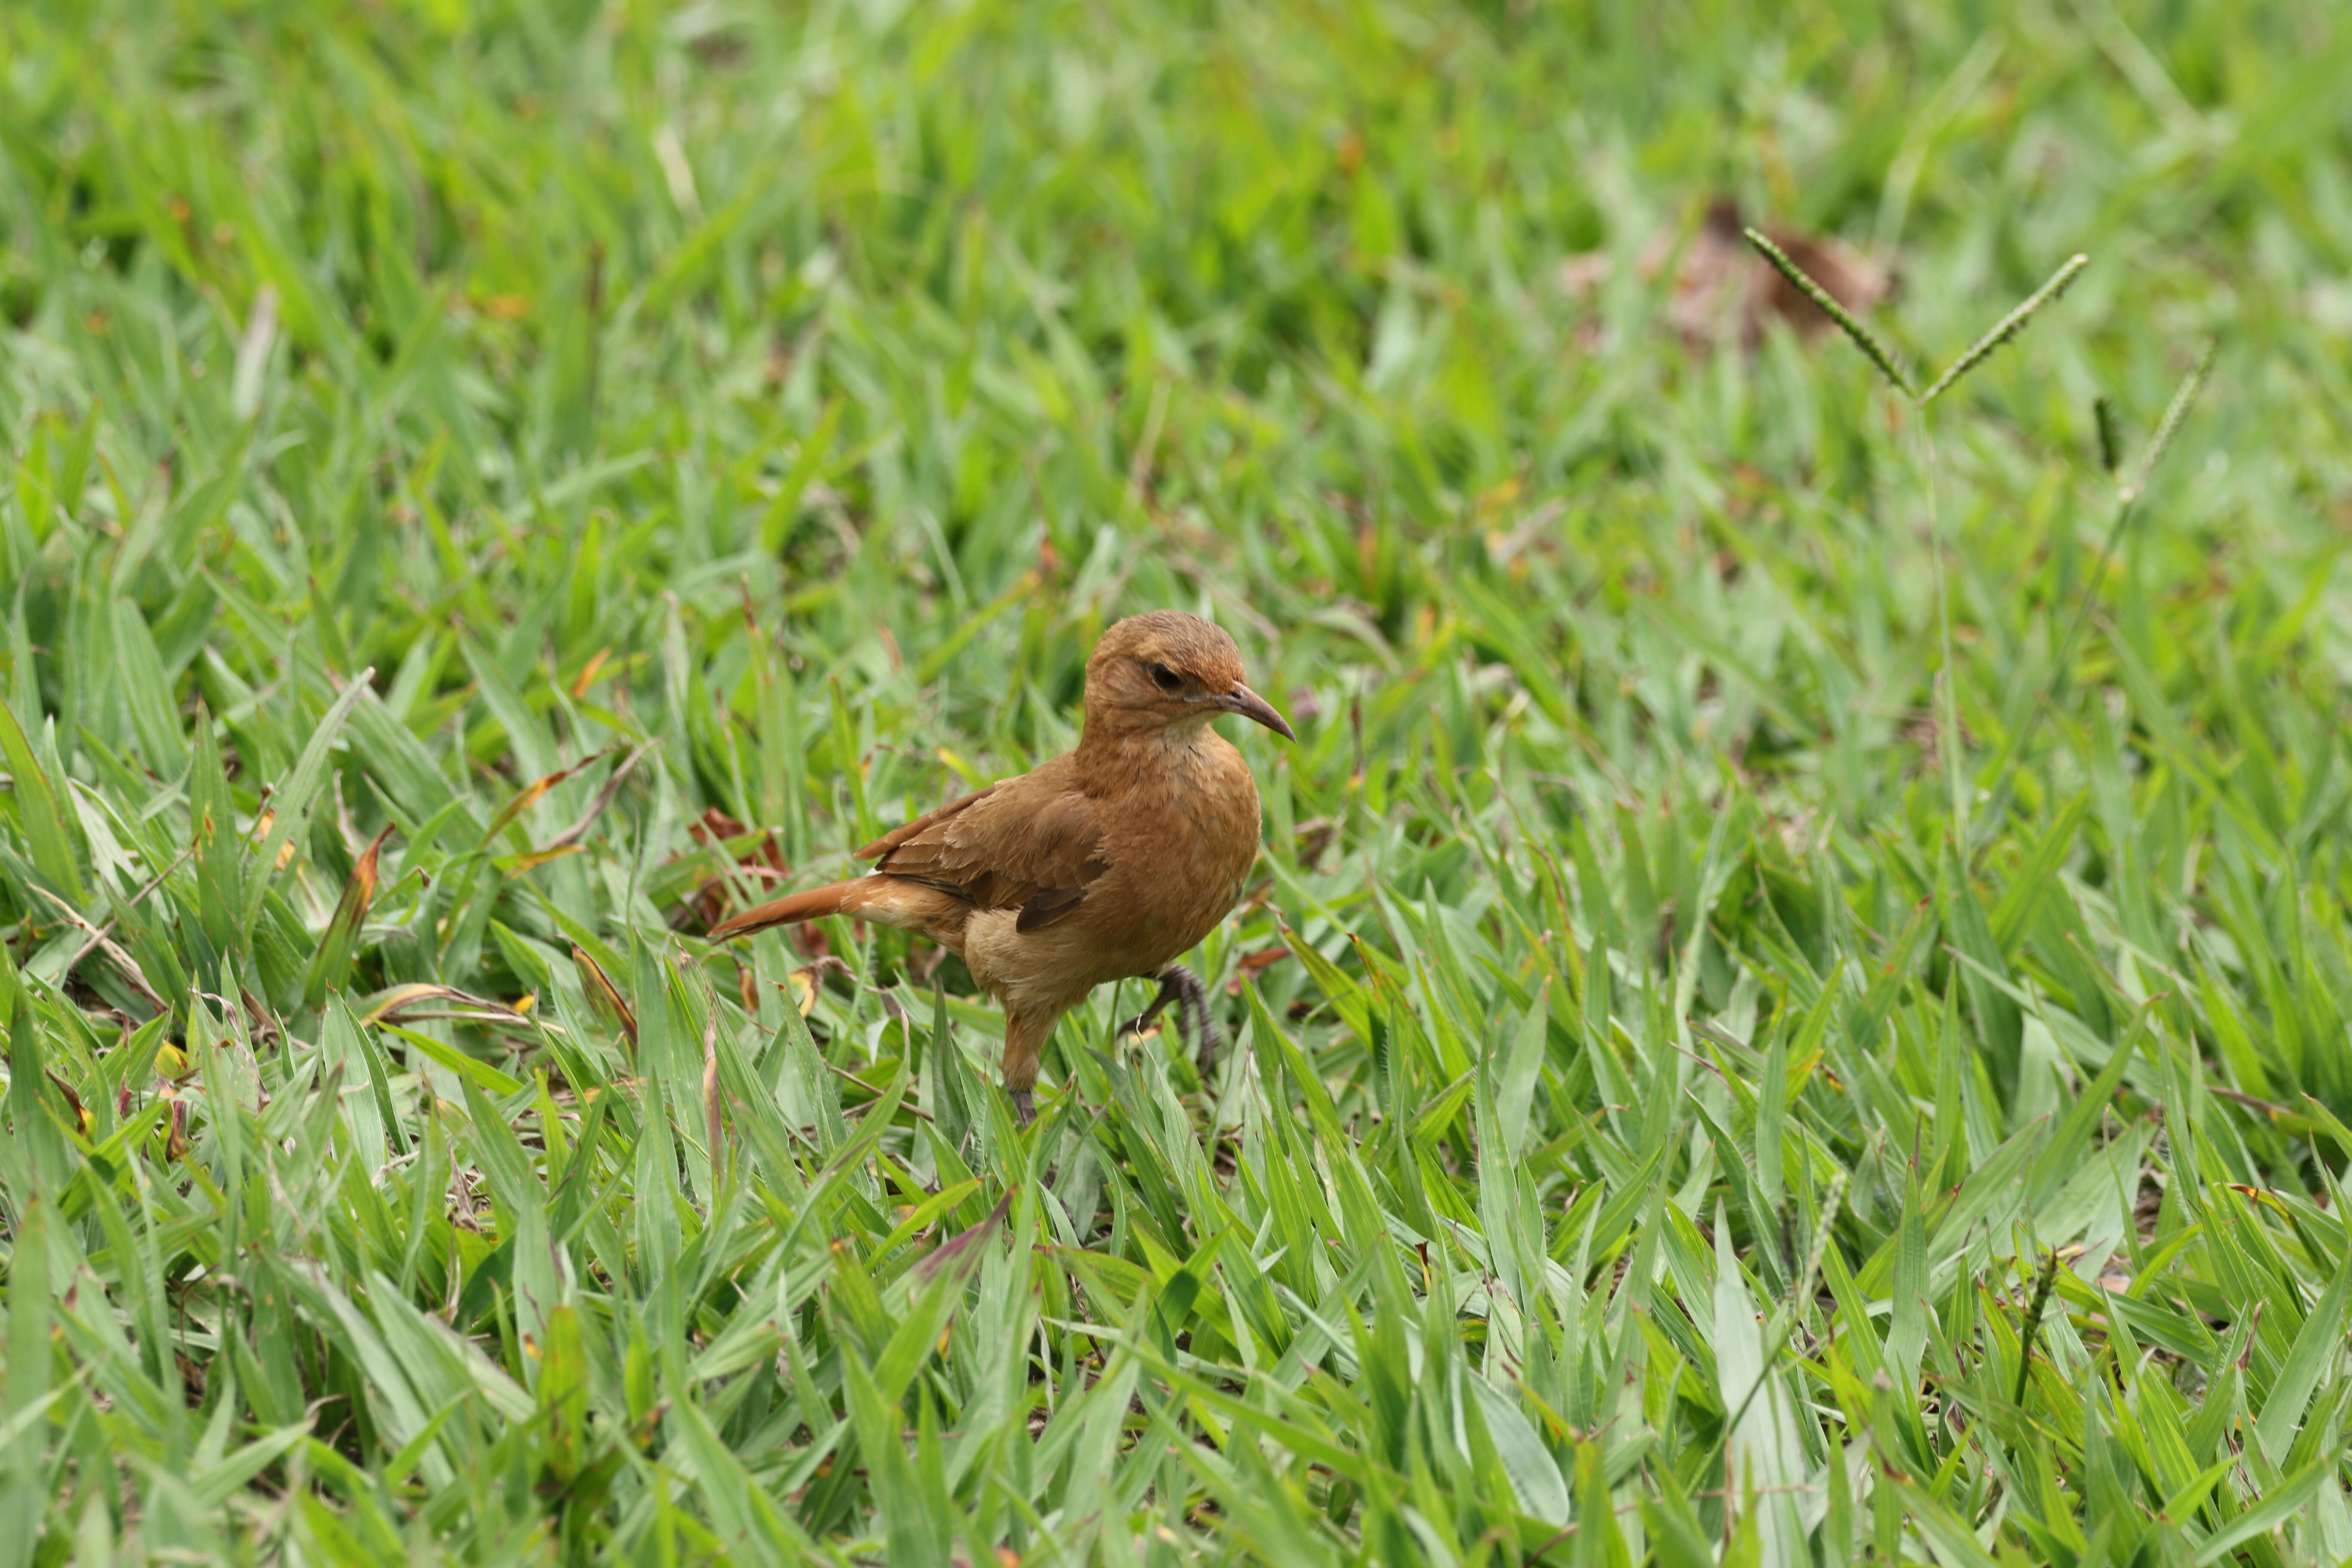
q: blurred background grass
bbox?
[4,0,2352,1562]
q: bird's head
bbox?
[1083,610,1294,741]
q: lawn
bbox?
[4,0,2352,1562]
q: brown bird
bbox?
[709,610,1293,1122]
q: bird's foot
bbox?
[1118,967,1225,1080]
[1117,973,1181,1041]
[1151,965,1225,1079]
[1009,1088,1035,1127]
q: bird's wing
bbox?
[854,784,1000,861]
[856,767,1107,932]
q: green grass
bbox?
[4,0,2352,1561]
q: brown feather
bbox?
[853,783,1000,860]
[707,880,857,940]
[857,756,1108,927]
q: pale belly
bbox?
[960,830,1254,1016]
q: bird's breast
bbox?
[1092,732,1261,973]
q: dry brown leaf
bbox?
[570,945,637,1046]
[775,956,849,1017]
[1559,197,1893,353]
[683,805,792,927]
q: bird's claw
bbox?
[1009,1089,1035,1127]
[1125,965,1224,1081]
[1117,994,1173,1044]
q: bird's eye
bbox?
[1148,662,1183,692]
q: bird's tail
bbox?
[708,875,962,943]
[708,879,864,940]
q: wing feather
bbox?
[858,765,1106,931]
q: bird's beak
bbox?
[1217,682,1295,741]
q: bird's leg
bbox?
[1125,963,1224,1078]
[1001,1011,1051,1130]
